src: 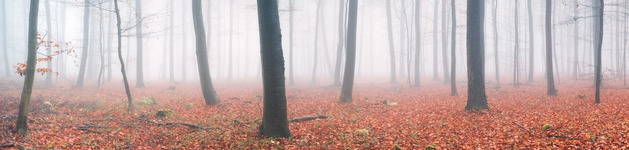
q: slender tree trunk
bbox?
[228,0,233,80]
[514,0,520,88]
[182,1,188,82]
[15,0,39,136]
[113,0,134,111]
[288,0,295,86]
[192,0,220,105]
[256,0,291,138]
[311,0,322,84]
[545,0,557,96]
[44,0,53,85]
[97,3,105,88]
[135,0,145,87]
[1,0,8,77]
[465,0,489,110]
[398,0,407,78]
[527,0,534,83]
[386,0,397,83]
[594,0,604,104]
[107,13,113,83]
[442,0,450,83]
[492,0,499,86]
[433,0,439,81]
[333,0,346,86]
[169,0,175,82]
[76,0,90,88]
[339,0,358,103]
[572,0,579,79]
[413,0,421,87]
[623,0,627,87]
[450,0,457,96]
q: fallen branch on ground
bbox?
[77,123,107,134]
[140,118,214,130]
[289,115,329,123]
[513,122,533,134]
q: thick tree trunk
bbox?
[311,0,322,84]
[135,0,145,87]
[257,0,291,138]
[386,0,397,83]
[545,0,557,96]
[594,0,604,104]
[465,0,489,110]
[450,0,457,96]
[76,0,90,88]
[192,0,220,105]
[15,0,39,136]
[288,0,295,86]
[113,0,134,111]
[333,0,345,86]
[339,0,358,103]
[413,0,421,87]
[527,0,534,83]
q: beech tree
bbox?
[465,0,489,110]
[450,0,457,96]
[545,0,557,96]
[113,0,134,111]
[385,0,396,83]
[339,0,358,103]
[15,0,40,136]
[413,0,421,87]
[192,0,220,105]
[76,0,90,88]
[594,0,604,104]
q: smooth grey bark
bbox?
[107,13,113,83]
[113,0,134,111]
[432,0,439,81]
[545,0,557,96]
[441,0,450,83]
[1,0,8,77]
[333,0,345,86]
[182,1,188,81]
[44,0,52,85]
[288,0,295,85]
[169,0,175,82]
[594,0,604,104]
[135,0,144,87]
[311,0,322,84]
[465,0,489,110]
[492,0,499,86]
[450,0,457,96]
[228,0,233,80]
[385,0,397,83]
[76,0,90,88]
[527,0,534,83]
[256,0,291,138]
[192,0,220,105]
[572,0,579,79]
[398,0,407,78]
[16,0,39,136]
[97,2,105,88]
[413,0,421,87]
[624,0,627,87]
[339,0,357,103]
[513,0,520,87]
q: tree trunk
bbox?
[1,0,8,77]
[514,0,520,88]
[107,13,113,83]
[398,0,407,79]
[169,0,175,83]
[44,0,52,85]
[339,0,358,103]
[465,0,489,110]
[450,0,457,96]
[15,0,40,136]
[288,0,295,86]
[333,0,345,86]
[413,0,421,87]
[192,0,220,105]
[76,0,90,88]
[594,0,604,104]
[135,0,145,87]
[256,0,291,138]
[545,0,557,96]
[433,0,439,81]
[442,0,450,84]
[572,0,579,79]
[492,0,499,87]
[97,2,105,88]
[386,0,397,83]
[527,0,534,83]
[311,0,322,84]
[182,1,188,82]
[228,0,233,80]
[113,0,134,111]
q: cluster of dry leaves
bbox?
[0,79,627,149]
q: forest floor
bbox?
[0,79,627,149]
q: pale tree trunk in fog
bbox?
[107,13,113,83]
[311,0,322,84]
[441,0,450,84]
[527,0,534,83]
[169,0,175,82]
[256,0,291,138]
[182,1,188,82]
[465,0,489,110]
[594,0,604,104]
[288,0,295,86]
[58,2,67,79]
[192,0,220,105]
[135,0,145,87]
[513,0,520,88]
[97,3,105,88]
[492,0,499,86]
[545,0,557,96]
[398,0,406,78]
[113,0,134,111]
[333,0,345,86]
[44,0,53,85]
[450,0,457,96]
[413,0,421,87]
[16,0,39,136]
[572,0,579,79]
[228,0,233,80]
[76,0,90,88]
[339,0,357,103]
[1,0,8,77]
[623,0,627,87]
[386,0,397,83]
[432,0,439,81]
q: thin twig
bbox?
[513,122,533,134]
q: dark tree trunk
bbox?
[192,0,220,105]
[492,0,499,86]
[450,0,457,96]
[113,0,134,111]
[76,0,90,88]
[44,0,52,85]
[386,0,397,83]
[15,0,39,136]
[256,0,291,138]
[413,0,421,87]
[594,0,604,104]
[288,0,295,86]
[311,0,322,84]
[333,0,345,86]
[135,0,145,88]
[465,0,489,110]
[527,0,534,83]
[545,0,557,96]
[339,0,358,103]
